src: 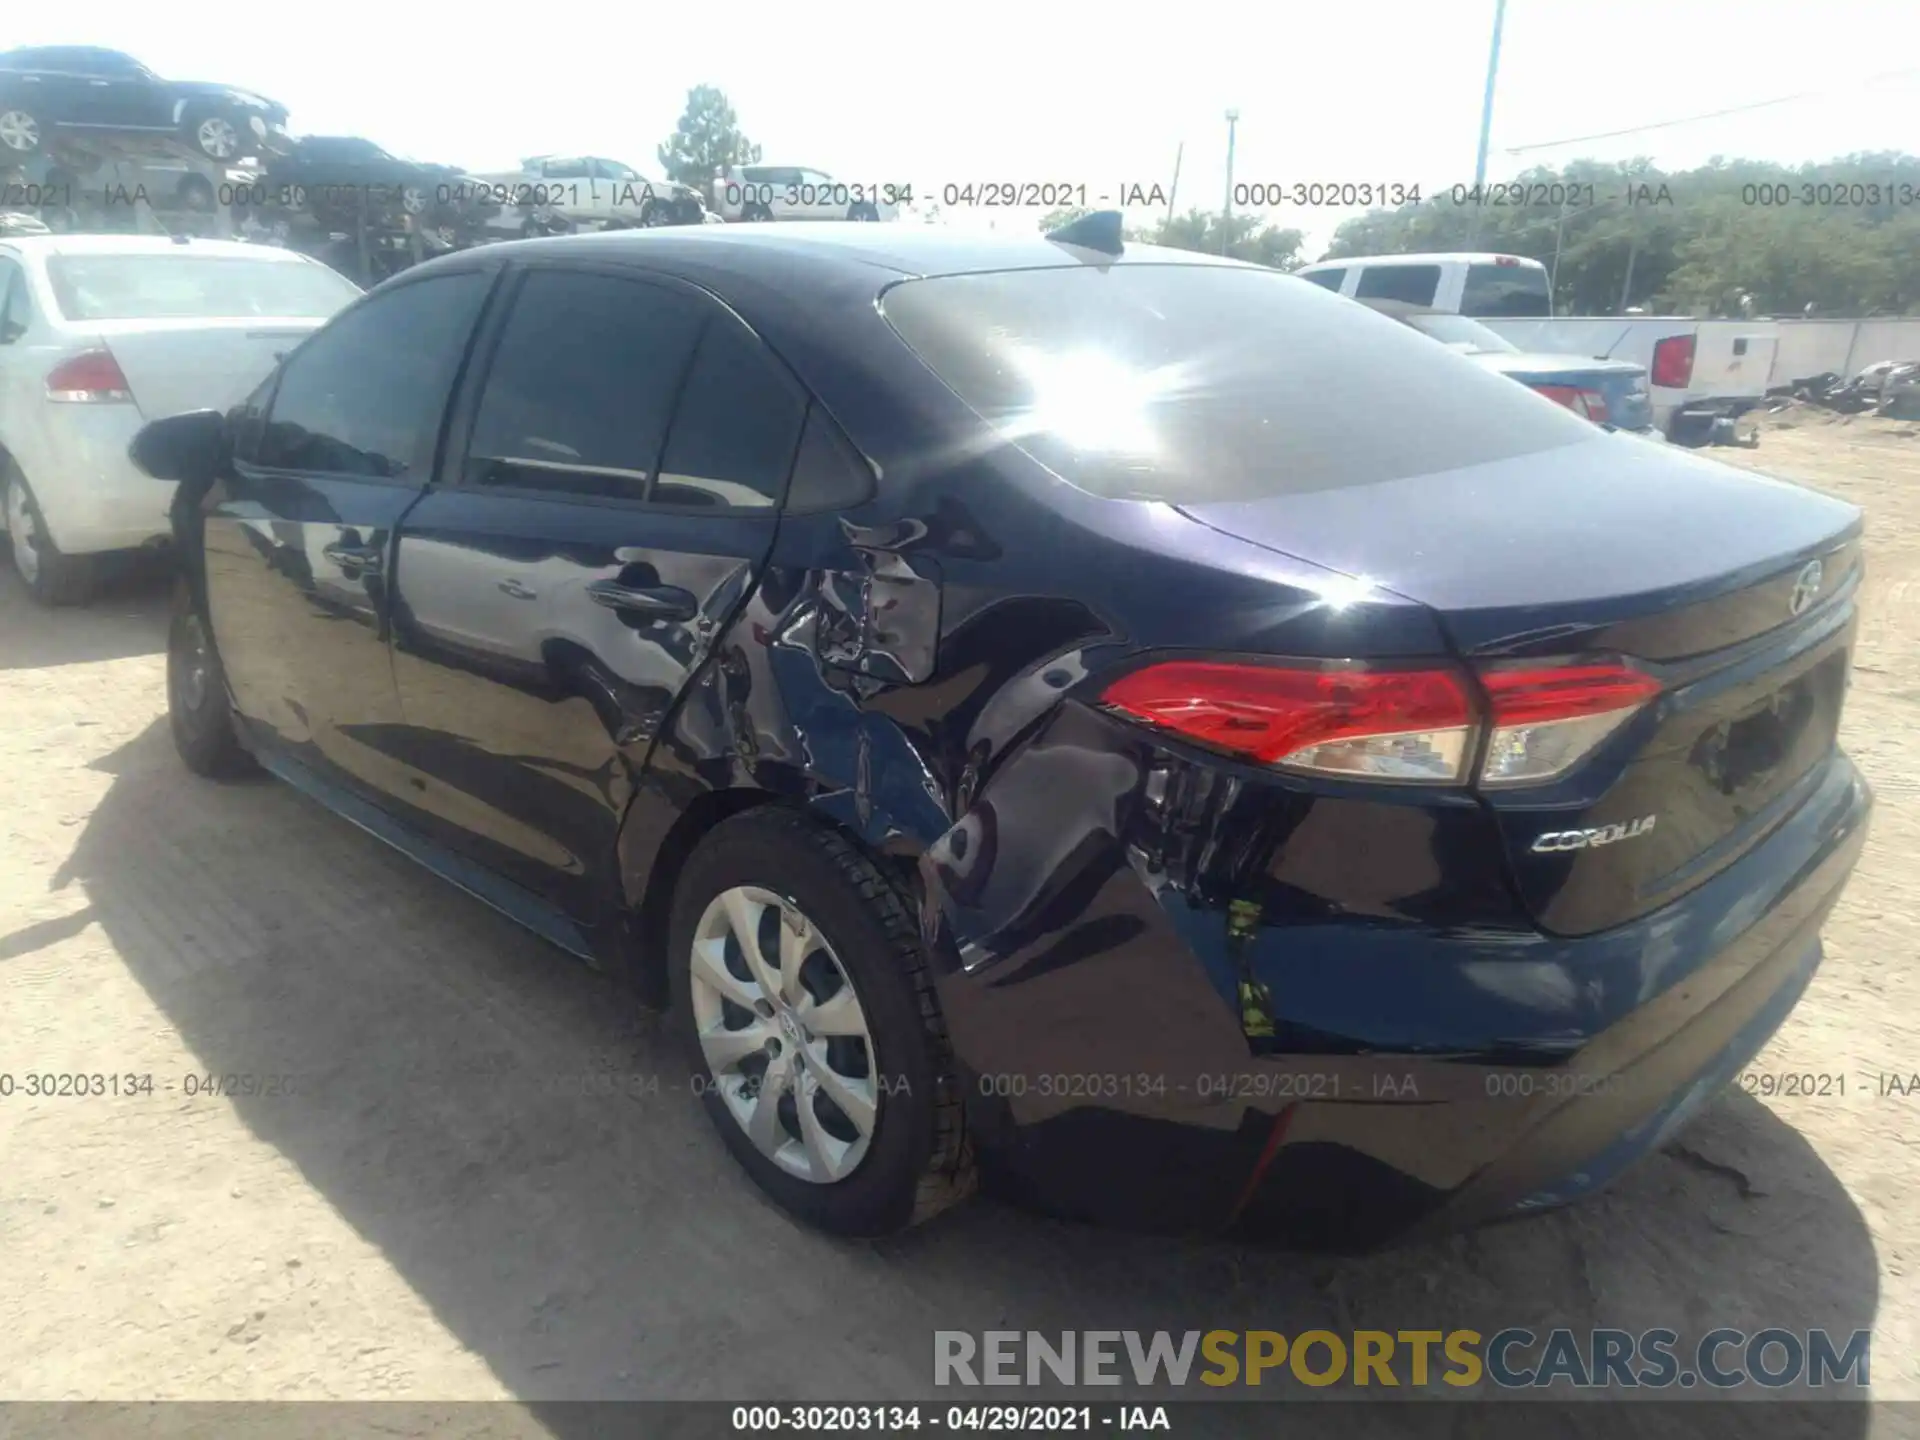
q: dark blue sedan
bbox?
[133,219,1871,1246]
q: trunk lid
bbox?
[1179,433,1863,936]
[91,318,320,419]
[1476,354,1654,432]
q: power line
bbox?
[1505,67,1919,154]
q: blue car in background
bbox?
[1364,298,1658,434]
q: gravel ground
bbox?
[0,419,1915,1428]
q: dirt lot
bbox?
[1,417,1917,1421]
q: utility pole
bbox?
[1618,231,1639,314]
[1167,141,1183,225]
[1466,0,1508,251]
[1223,109,1240,255]
[1472,0,1508,189]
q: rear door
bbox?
[12,49,101,128]
[204,265,497,798]
[75,50,171,131]
[387,262,805,922]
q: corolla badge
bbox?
[1788,560,1824,618]
[1531,816,1658,853]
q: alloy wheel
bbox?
[196,116,238,160]
[5,478,40,586]
[689,885,879,1184]
[0,110,39,152]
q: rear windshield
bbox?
[880,264,1596,503]
[1461,262,1552,317]
[1404,312,1519,354]
[46,254,361,322]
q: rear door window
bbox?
[462,268,704,502]
[881,263,1596,504]
[1354,264,1441,306]
[1461,262,1553,317]
[653,315,806,511]
[1300,268,1346,292]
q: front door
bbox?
[388,262,807,923]
[203,266,497,800]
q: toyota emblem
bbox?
[1788,559,1824,617]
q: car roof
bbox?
[433,222,1255,286]
[1298,252,1545,269]
[0,234,322,263]
[398,225,1276,463]
[3,46,134,61]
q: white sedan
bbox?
[0,234,360,605]
[712,165,901,223]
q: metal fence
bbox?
[1766,319,1920,386]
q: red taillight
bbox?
[1100,660,1476,783]
[1100,657,1662,789]
[1650,334,1695,390]
[1532,384,1609,423]
[46,348,133,404]
[1478,662,1662,786]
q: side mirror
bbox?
[129,409,227,484]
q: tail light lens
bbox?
[1650,334,1695,390]
[1532,384,1609,423]
[46,349,133,404]
[1478,663,1663,786]
[1100,657,1663,789]
[1100,661,1476,783]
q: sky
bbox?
[17,0,1920,257]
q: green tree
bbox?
[1144,208,1305,269]
[657,86,761,206]
[1319,151,1920,315]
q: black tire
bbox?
[848,202,879,221]
[176,173,216,213]
[669,808,974,1235]
[5,470,94,606]
[166,583,254,779]
[742,200,773,222]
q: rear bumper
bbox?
[931,724,1871,1249]
[9,404,175,555]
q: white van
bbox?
[1294,252,1553,318]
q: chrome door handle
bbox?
[498,578,536,600]
[322,541,382,576]
[585,580,697,621]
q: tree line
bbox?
[654,85,1920,318]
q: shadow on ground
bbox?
[36,718,1880,1433]
[0,559,173,671]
